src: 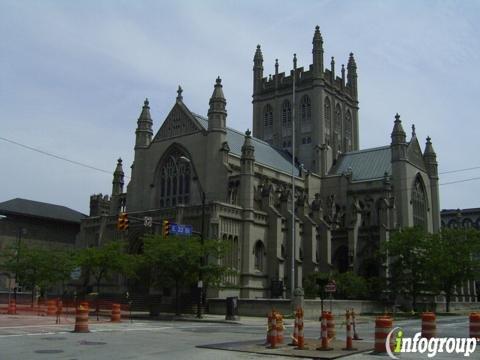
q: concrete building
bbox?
[0,198,85,290]
[80,27,441,299]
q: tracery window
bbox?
[282,100,292,127]
[300,95,312,133]
[334,104,342,148]
[344,110,352,151]
[159,154,191,208]
[263,104,273,127]
[412,176,427,228]
[324,98,331,144]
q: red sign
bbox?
[325,281,336,293]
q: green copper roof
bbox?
[331,146,391,181]
[193,114,297,174]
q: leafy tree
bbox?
[76,241,138,296]
[383,227,432,311]
[335,271,369,300]
[425,228,480,312]
[142,234,230,315]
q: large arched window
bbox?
[334,104,342,148]
[254,240,265,272]
[158,153,191,208]
[344,110,352,151]
[221,234,239,285]
[300,95,312,133]
[324,98,331,144]
[282,100,292,127]
[412,176,427,228]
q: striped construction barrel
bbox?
[47,300,57,316]
[421,312,436,339]
[74,306,90,333]
[111,303,121,322]
[7,300,16,315]
[469,312,480,340]
[374,316,393,353]
[325,311,336,339]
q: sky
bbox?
[1,0,479,214]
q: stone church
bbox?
[80,26,440,299]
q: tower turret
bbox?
[253,45,264,94]
[391,113,407,150]
[312,25,324,78]
[424,136,440,231]
[135,98,153,149]
[239,129,255,209]
[423,136,438,178]
[347,53,358,98]
[110,158,124,215]
[208,77,227,134]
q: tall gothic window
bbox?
[263,104,273,142]
[344,110,352,151]
[412,176,427,228]
[221,235,240,285]
[334,104,342,148]
[324,98,331,144]
[159,154,191,208]
[254,240,265,272]
[282,100,292,127]
[300,95,312,133]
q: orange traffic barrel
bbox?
[421,312,436,339]
[374,316,393,353]
[469,312,480,340]
[111,303,122,322]
[47,300,57,316]
[74,305,90,333]
[290,309,298,346]
[275,312,284,344]
[7,300,16,315]
[325,311,336,339]
[317,311,333,351]
[296,307,304,350]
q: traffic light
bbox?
[117,213,129,231]
[162,220,170,238]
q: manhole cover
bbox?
[42,337,67,341]
[34,350,64,354]
[79,341,107,346]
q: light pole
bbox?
[178,156,206,318]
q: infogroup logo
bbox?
[386,327,477,358]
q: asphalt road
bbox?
[0,314,478,359]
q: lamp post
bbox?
[178,156,206,318]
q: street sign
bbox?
[144,216,152,228]
[325,281,336,293]
[70,267,81,280]
[170,223,193,236]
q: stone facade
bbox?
[80,27,441,299]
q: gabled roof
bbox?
[0,198,86,224]
[330,146,391,181]
[193,114,297,174]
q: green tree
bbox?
[142,234,230,315]
[77,241,138,296]
[335,271,369,300]
[425,228,480,312]
[383,227,431,311]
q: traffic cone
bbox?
[317,311,333,351]
[342,310,357,351]
[296,307,305,350]
[270,311,277,349]
[351,308,362,340]
[290,308,299,346]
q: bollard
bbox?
[325,311,336,339]
[342,310,357,351]
[421,312,436,339]
[74,305,90,333]
[296,307,304,350]
[7,300,16,315]
[290,308,299,346]
[374,316,393,353]
[351,308,362,340]
[469,312,480,340]
[276,311,284,344]
[47,300,57,316]
[317,311,333,351]
[111,303,122,322]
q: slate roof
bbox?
[193,114,297,174]
[0,198,86,224]
[330,146,391,181]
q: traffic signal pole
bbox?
[197,191,205,319]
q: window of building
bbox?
[254,240,265,272]
[300,95,312,133]
[412,176,427,228]
[263,104,273,127]
[159,154,191,208]
[334,104,342,148]
[344,110,352,151]
[282,100,292,127]
[324,98,331,144]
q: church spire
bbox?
[253,45,264,94]
[135,98,153,149]
[208,76,227,133]
[312,25,324,77]
[347,52,358,98]
[391,113,406,145]
[176,85,183,102]
[112,158,124,196]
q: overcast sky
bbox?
[1,0,479,214]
